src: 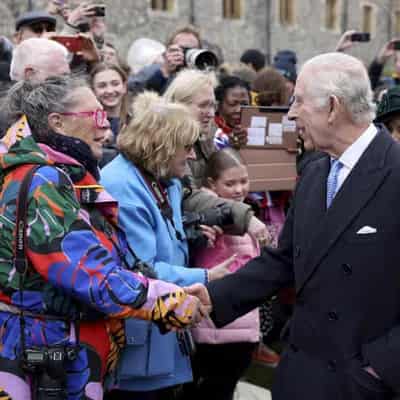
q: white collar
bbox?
[337,124,378,169]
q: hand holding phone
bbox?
[89,4,106,17]
[392,40,400,51]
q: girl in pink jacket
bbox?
[189,148,260,400]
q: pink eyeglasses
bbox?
[59,109,108,128]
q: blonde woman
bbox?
[101,92,232,400]
[164,70,269,249]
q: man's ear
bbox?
[48,113,63,134]
[327,95,340,125]
[23,66,35,80]
[13,31,22,45]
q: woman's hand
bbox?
[229,125,248,149]
[248,216,270,246]
[207,254,236,281]
[199,224,223,248]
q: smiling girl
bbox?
[187,148,260,400]
[90,63,129,137]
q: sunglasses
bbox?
[59,109,108,129]
[28,22,56,34]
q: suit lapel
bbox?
[296,129,393,294]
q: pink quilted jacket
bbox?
[191,231,260,344]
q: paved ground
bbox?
[234,381,272,400]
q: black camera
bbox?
[22,346,77,400]
[183,204,234,249]
[182,47,218,70]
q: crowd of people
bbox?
[1,1,400,400]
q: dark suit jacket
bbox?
[208,126,400,399]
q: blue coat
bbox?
[101,154,206,391]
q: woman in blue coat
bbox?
[101,91,232,399]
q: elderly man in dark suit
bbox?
[186,52,400,399]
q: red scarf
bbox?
[214,115,233,135]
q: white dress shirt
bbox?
[335,123,378,191]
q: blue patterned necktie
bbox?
[326,159,343,208]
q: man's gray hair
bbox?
[10,38,69,81]
[302,52,376,124]
[5,75,88,141]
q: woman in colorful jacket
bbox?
[101,91,233,399]
[0,76,200,400]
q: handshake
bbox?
[157,282,212,333]
[152,254,236,333]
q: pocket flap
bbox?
[125,319,150,346]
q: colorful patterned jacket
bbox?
[0,117,196,400]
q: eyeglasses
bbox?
[28,22,56,34]
[59,109,108,128]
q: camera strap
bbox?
[102,223,157,278]
[139,168,183,242]
[14,165,40,360]
[14,165,82,362]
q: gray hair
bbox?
[5,75,88,141]
[301,52,376,124]
[10,38,69,81]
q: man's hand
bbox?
[335,30,356,52]
[160,44,185,77]
[184,283,213,316]
[248,216,270,246]
[207,254,236,281]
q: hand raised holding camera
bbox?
[335,30,357,52]
[161,44,185,77]
[67,2,96,27]
[199,224,223,248]
[377,39,400,65]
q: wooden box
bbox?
[239,106,298,191]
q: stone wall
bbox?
[0,0,396,67]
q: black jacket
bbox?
[208,127,400,399]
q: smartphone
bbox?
[90,4,106,17]
[51,35,84,53]
[393,40,400,50]
[351,32,370,42]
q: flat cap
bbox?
[15,11,56,31]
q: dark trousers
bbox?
[105,386,179,400]
[183,342,257,400]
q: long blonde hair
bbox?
[118,91,199,177]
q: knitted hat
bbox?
[273,60,297,83]
[375,86,400,123]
